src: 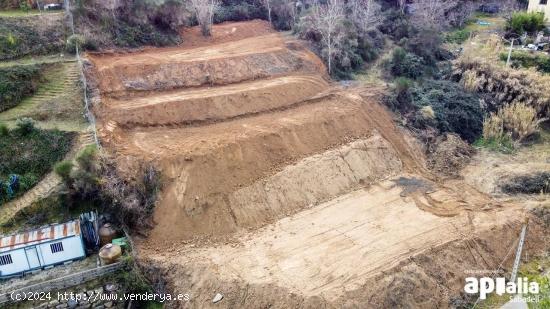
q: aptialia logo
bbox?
[464,277,540,300]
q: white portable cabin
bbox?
[0,220,86,278]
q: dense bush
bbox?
[388,47,424,79]
[380,10,449,77]
[0,126,75,204]
[0,16,66,60]
[72,0,183,49]
[506,11,546,35]
[410,79,484,142]
[384,77,413,112]
[0,64,43,112]
[500,51,550,74]
[214,0,266,24]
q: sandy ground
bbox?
[141,176,540,308]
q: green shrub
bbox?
[65,34,86,53]
[19,0,30,12]
[389,47,424,79]
[445,29,471,44]
[499,51,550,74]
[15,117,36,135]
[0,128,75,204]
[0,16,65,60]
[76,145,98,172]
[411,80,484,142]
[54,161,74,183]
[506,11,546,35]
[0,64,43,112]
[0,123,8,136]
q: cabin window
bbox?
[541,0,548,5]
[0,254,13,265]
[50,242,64,253]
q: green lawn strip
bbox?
[0,62,87,132]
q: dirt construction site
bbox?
[85,21,548,308]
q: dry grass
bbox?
[454,55,550,117]
[483,102,543,142]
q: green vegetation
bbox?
[0,194,98,234]
[0,15,66,60]
[387,78,483,143]
[411,80,483,142]
[506,11,546,36]
[473,136,515,154]
[0,122,75,204]
[445,29,471,44]
[72,1,181,50]
[0,64,43,112]
[214,0,265,24]
[387,47,424,79]
[0,62,87,132]
[500,51,550,74]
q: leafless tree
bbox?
[411,0,456,29]
[309,0,345,74]
[348,0,382,32]
[189,0,219,36]
[397,0,406,14]
[264,0,272,25]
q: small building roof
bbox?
[0,220,81,254]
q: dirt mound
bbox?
[428,133,475,177]
[100,75,329,127]
[87,33,325,96]
[178,20,274,49]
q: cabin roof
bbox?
[0,220,81,253]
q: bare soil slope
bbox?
[86,21,547,308]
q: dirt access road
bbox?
[86,20,547,308]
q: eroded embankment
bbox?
[87,34,325,96]
[140,184,548,309]
[101,75,329,127]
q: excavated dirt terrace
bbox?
[86,21,548,308]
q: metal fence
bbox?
[64,0,100,147]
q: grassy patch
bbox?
[500,51,550,74]
[0,62,87,132]
[0,9,60,17]
[464,14,506,33]
[445,29,471,44]
[0,125,75,204]
[0,194,98,234]
[0,64,43,112]
[473,136,516,154]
